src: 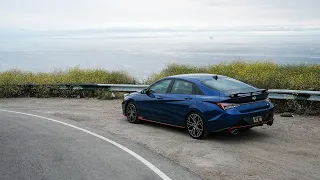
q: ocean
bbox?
[0,31,319,79]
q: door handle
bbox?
[157,97,163,100]
[185,97,193,100]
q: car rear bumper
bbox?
[215,119,274,132]
[207,107,275,132]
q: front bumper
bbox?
[121,100,127,115]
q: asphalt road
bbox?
[0,98,319,180]
[0,110,201,180]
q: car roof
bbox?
[167,73,227,82]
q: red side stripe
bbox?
[138,116,185,129]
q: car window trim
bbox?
[166,79,175,94]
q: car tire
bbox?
[126,102,140,124]
[186,112,208,139]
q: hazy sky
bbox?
[1,0,320,30]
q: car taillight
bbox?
[217,103,240,110]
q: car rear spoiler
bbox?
[228,89,268,98]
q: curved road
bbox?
[0,111,200,180]
[1,99,320,180]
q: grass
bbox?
[0,67,135,99]
[0,67,136,85]
[146,61,320,90]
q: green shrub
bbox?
[146,61,320,90]
[0,67,135,99]
[272,99,320,115]
[0,67,136,85]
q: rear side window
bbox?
[149,79,172,94]
[202,77,256,93]
[171,80,193,94]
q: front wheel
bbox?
[126,102,140,124]
[187,112,208,139]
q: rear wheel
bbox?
[187,112,208,139]
[126,102,140,124]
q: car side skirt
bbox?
[138,116,186,129]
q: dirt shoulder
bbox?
[1,98,319,180]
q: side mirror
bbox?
[141,89,148,94]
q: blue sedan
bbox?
[122,74,275,139]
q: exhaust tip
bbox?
[230,129,239,135]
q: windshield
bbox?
[202,77,258,94]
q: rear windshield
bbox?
[202,77,257,94]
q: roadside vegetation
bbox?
[0,67,135,99]
[0,61,319,115]
[146,61,320,90]
[0,67,136,85]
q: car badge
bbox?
[252,96,257,100]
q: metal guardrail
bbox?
[58,84,149,92]
[268,89,320,102]
[56,84,320,102]
[4,84,318,101]
[97,84,149,92]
